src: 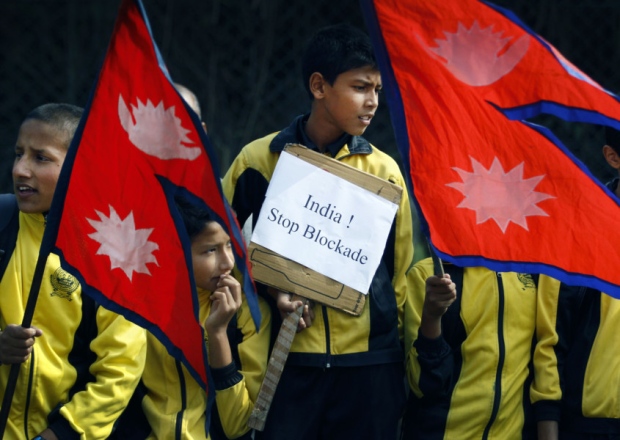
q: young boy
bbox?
[0,103,147,439]
[140,197,271,439]
[222,24,414,439]
[403,260,538,439]
[532,127,620,440]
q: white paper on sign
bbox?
[251,151,398,293]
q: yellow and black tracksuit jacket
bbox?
[222,114,414,368]
[532,276,620,434]
[141,288,271,439]
[0,212,146,439]
[404,259,538,440]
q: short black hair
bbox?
[24,103,83,149]
[174,196,214,240]
[301,23,378,99]
[605,126,620,155]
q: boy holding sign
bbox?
[223,24,414,439]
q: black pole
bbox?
[428,241,445,277]
[0,252,48,437]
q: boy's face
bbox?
[13,119,68,214]
[191,221,235,292]
[320,65,382,137]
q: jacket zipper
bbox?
[322,305,331,368]
[175,360,187,440]
[482,272,505,440]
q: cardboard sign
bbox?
[248,144,402,315]
[252,147,399,293]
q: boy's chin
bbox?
[16,200,50,214]
[348,127,369,137]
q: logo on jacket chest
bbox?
[50,268,80,301]
[517,273,536,291]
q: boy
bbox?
[533,127,620,439]
[140,197,271,439]
[222,24,414,439]
[403,260,538,439]
[0,103,146,439]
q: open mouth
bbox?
[16,185,36,195]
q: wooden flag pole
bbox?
[247,296,307,431]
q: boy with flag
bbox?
[140,197,271,439]
[0,103,146,440]
[40,0,262,428]
[403,261,538,439]
[223,23,414,439]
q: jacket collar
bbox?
[269,114,372,157]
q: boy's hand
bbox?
[0,324,43,364]
[423,274,457,319]
[423,274,456,318]
[276,292,314,332]
[419,274,457,339]
[204,274,242,336]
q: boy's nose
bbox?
[220,249,235,271]
[366,92,379,109]
[12,157,31,179]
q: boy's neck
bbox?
[305,112,344,153]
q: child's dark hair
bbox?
[605,126,620,155]
[25,103,83,149]
[174,196,214,240]
[301,23,378,99]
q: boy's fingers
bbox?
[302,308,313,328]
[4,325,37,339]
[277,296,301,313]
[297,317,308,332]
[1,326,42,351]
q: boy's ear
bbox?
[603,145,620,171]
[309,72,327,99]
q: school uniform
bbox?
[0,211,146,439]
[403,259,538,440]
[141,290,271,439]
[222,114,415,439]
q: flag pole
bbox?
[0,252,48,437]
[428,241,445,277]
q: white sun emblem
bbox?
[118,95,201,160]
[425,21,530,86]
[87,206,159,280]
[446,157,554,233]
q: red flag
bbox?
[361,0,620,296]
[43,0,260,393]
